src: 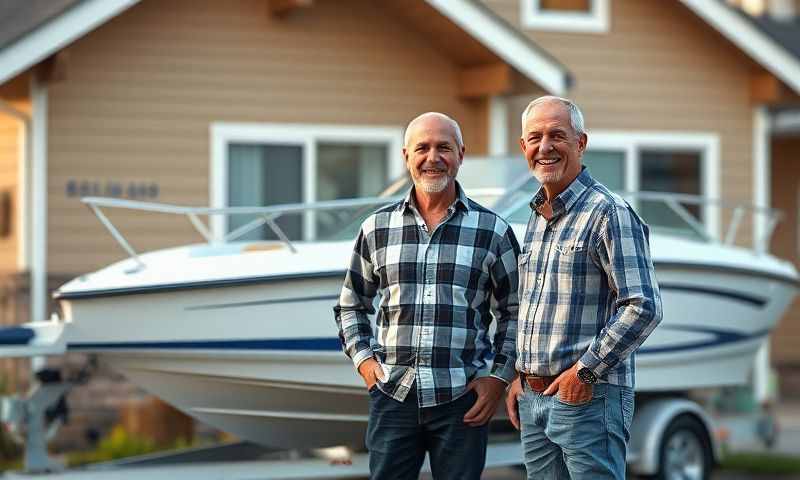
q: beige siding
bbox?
[47,0,491,274]
[484,0,758,211]
[770,136,800,366]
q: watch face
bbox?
[578,368,597,384]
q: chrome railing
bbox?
[83,189,783,272]
[82,196,402,271]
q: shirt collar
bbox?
[398,180,470,214]
[530,167,594,218]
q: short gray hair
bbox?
[404,112,464,149]
[520,96,585,136]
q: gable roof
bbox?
[680,0,800,93]
[740,13,800,63]
[0,0,83,51]
[0,0,140,86]
[0,0,571,95]
[426,0,570,94]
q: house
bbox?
[1,0,800,444]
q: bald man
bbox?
[335,112,520,479]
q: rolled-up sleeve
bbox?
[333,226,379,369]
[579,204,663,377]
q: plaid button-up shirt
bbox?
[335,184,520,407]
[517,169,662,387]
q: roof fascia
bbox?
[680,0,800,94]
[0,0,141,86]
[425,0,569,95]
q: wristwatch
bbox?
[577,366,598,384]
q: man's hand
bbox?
[463,377,506,427]
[504,378,522,430]
[357,358,383,391]
[542,363,593,405]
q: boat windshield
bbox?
[319,176,412,241]
[322,174,713,243]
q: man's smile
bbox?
[536,157,561,166]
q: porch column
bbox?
[31,76,47,325]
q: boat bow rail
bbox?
[82,185,790,277]
[81,195,403,272]
[493,173,785,251]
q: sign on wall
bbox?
[65,179,159,200]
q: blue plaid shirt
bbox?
[335,184,520,407]
[517,169,662,387]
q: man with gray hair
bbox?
[335,112,520,479]
[505,96,662,479]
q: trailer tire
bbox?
[654,414,712,480]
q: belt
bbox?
[519,372,558,393]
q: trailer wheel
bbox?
[655,415,712,480]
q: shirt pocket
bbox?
[554,241,587,274]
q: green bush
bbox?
[67,425,191,467]
[720,452,800,475]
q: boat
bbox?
[0,174,796,451]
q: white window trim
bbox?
[587,131,721,239]
[210,122,404,241]
[521,0,610,33]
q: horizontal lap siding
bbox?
[47,0,486,274]
[483,0,756,220]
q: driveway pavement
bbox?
[450,401,800,480]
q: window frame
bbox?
[521,0,610,33]
[587,131,721,239]
[210,122,404,241]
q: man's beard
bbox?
[530,160,564,185]
[531,168,563,185]
[415,174,451,193]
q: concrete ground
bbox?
[424,401,800,480]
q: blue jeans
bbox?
[518,381,634,479]
[366,386,488,480]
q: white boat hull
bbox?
[48,248,796,449]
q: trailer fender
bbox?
[627,397,718,476]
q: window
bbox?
[521,0,609,33]
[541,0,591,12]
[211,123,404,242]
[584,132,720,239]
[227,144,304,241]
[639,150,703,233]
[583,150,624,191]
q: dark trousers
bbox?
[366,387,488,480]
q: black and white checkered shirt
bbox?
[334,183,520,407]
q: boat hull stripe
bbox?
[659,283,766,307]
[640,325,769,354]
[67,326,768,354]
[185,294,340,311]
